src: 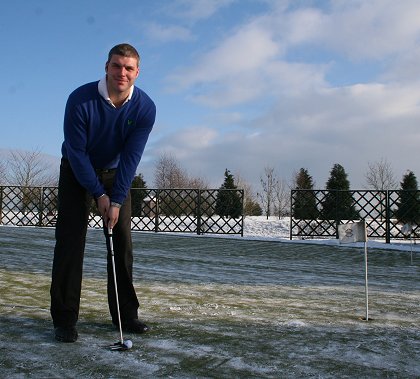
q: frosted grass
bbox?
[0,226,418,378]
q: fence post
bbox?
[38,187,44,226]
[289,190,293,240]
[154,189,160,233]
[240,189,244,237]
[385,190,391,243]
[196,190,202,235]
[0,186,3,225]
[335,190,340,239]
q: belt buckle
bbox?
[97,168,114,174]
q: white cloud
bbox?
[155,1,420,189]
[167,0,236,22]
[168,23,279,91]
[274,6,326,46]
[145,22,193,42]
[153,77,420,189]
[154,126,219,159]
[296,0,420,60]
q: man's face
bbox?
[105,54,139,95]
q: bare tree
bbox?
[364,158,398,220]
[365,158,397,190]
[188,176,209,189]
[233,172,258,215]
[273,178,290,219]
[154,153,188,188]
[153,152,208,189]
[234,172,253,199]
[0,160,7,185]
[258,167,277,219]
[6,149,58,216]
[7,149,57,186]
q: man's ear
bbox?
[105,62,109,73]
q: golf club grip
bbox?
[108,228,114,252]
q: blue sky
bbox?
[1,0,420,190]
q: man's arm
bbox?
[63,97,106,199]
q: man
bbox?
[50,43,156,343]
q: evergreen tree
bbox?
[292,168,319,219]
[131,173,148,217]
[321,164,359,220]
[394,170,420,224]
[215,169,242,218]
[244,199,263,216]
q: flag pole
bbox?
[338,220,370,321]
[410,234,413,265]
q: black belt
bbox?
[62,159,116,175]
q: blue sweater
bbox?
[61,81,156,204]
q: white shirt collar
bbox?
[98,76,134,108]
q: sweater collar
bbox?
[98,76,134,108]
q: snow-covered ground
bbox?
[239,216,420,254]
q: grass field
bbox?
[0,226,419,378]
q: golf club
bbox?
[107,227,133,351]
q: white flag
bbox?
[338,221,367,244]
[401,223,413,236]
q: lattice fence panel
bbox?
[0,186,244,236]
[290,189,419,242]
[199,189,243,235]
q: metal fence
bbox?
[0,186,244,236]
[290,189,420,243]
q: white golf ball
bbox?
[124,340,133,349]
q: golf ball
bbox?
[124,340,133,349]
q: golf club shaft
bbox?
[108,227,124,344]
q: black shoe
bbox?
[54,326,78,342]
[120,319,149,334]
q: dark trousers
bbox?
[50,159,139,327]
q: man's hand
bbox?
[107,206,120,230]
[97,194,120,228]
[97,194,110,222]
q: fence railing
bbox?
[290,189,420,243]
[3,186,418,242]
[0,186,244,236]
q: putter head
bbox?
[110,341,130,351]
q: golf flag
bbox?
[338,221,367,244]
[338,221,370,320]
[401,223,413,236]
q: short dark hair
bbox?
[107,43,140,67]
